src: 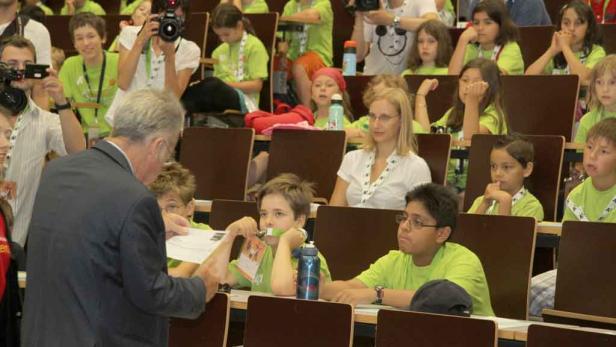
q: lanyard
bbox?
[486,187,526,214]
[82,52,106,120]
[358,150,401,206]
[480,44,502,61]
[566,193,616,221]
[144,37,182,87]
[235,31,248,81]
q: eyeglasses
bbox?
[396,213,440,229]
[367,114,399,123]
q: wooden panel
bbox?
[376,310,497,347]
[452,213,536,319]
[169,293,230,347]
[244,296,353,347]
[527,324,616,347]
[417,134,452,185]
[179,127,254,201]
[313,206,399,281]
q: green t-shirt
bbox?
[314,115,352,129]
[356,243,494,316]
[244,0,269,13]
[574,107,616,144]
[463,42,524,75]
[401,65,449,76]
[432,104,507,189]
[544,44,606,74]
[350,115,426,134]
[228,244,332,293]
[282,0,333,66]
[468,190,545,221]
[59,51,119,135]
[212,33,269,105]
[563,177,616,223]
[167,220,212,268]
[60,0,106,15]
[37,2,54,15]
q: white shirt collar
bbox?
[105,139,135,174]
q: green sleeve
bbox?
[39,4,54,15]
[60,5,68,14]
[401,69,412,76]
[121,0,143,14]
[58,62,73,99]
[519,198,544,222]
[246,37,269,80]
[467,195,485,213]
[543,58,554,74]
[212,45,231,81]
[282,1,294,16]
[442,252,494,316]
[462,44,478,65]
[412,120,427,134]
[585,45,606,69]
[479,105,506,135]
[350,115,369,131]
[228,259,253,289]
[562,205,577,222]
[167,258,182,268]
[244,0,269,13]
[432,108,452,128]
[496,42,524,75]
[574,111,594,144]
[318,252,332,282]
[355,251,396,288]
[92,2,106,15]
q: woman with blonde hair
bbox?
[330,87,431,210]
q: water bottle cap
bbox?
[331,93,343,102]
[344,40,357,48]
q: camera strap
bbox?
[82,51,107,120]
[235,31,248,81]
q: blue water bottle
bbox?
[296,241,320,300]
[328,94,345,131]
[342,40,357,76]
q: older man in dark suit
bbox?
[22,89,218,346]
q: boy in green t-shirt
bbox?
[321,183,494,316]
[280,0,333,107]
[59,13,117,140]
[149,162,212,278]
[203,173,331,295]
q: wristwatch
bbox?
[392,16,401,29]
[374,285,384,305]
[54,101,72,111]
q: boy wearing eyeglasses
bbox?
[321,183,494,316]
[149,161,211,277]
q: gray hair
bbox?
[111,89,184,142]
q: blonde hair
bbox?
[588,55,616,111]
[148,161,196,204]
[362,75,410,108]
[256,173,315,219]
[363,87,418,155]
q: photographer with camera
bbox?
[107,0,199,124]
[349,0,438,75]
[0,36,85,247]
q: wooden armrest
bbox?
[200,57,219,66]
[279,16,320,25]
[565,142,584,150]
[312,197,328,205]
[72,102,102,109]
[542,308,616,325]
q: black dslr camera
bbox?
[0,62,29,115]
[157,0,183,42]
[354,0,379,12]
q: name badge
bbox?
[236,238,267,282]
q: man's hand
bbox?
[43,68,68,105]
[330,288,374,306]
[163,212,189,240]
[364,10,394,26]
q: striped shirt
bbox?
[6,99,66,246]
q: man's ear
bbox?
[435,226,451,244]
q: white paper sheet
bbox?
[166,228,227,264]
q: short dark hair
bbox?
[587,118,616,146]
[256,173,315,220]
[405,183,458,234]
[69,12,106,42]
[0,36,36,62]
[492,134,534,168]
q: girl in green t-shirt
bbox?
[467,135,545,221]
[575,55,616,145]
[449,0,523,75]
[401,19,452,76]
[415,58,509,190]
[310,67,353,129]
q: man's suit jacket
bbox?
[22,141,206,347]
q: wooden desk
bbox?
[278,16,320,25]
[227,290,616,342]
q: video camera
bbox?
[157,0,183,42]
[352,0,379,12]
[0,62,30,115]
